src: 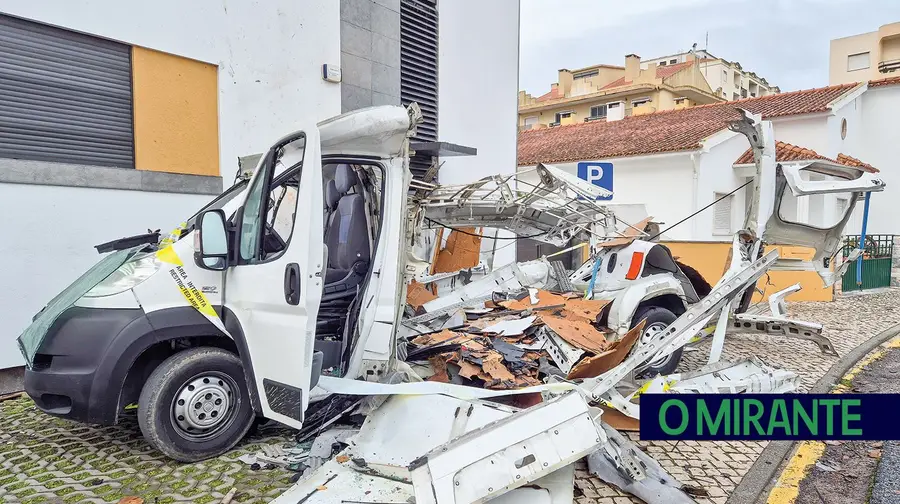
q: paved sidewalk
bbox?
[2,289,899,503]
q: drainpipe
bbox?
[857,191,871,286]
[690,152,701,238]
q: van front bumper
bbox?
[24,306,151,425]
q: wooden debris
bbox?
[562,298,611,322]
[433,228,482,273]
[117,498,144,504]
[406,280,437,309]
[500,289,568,310]
[220,488,237,504]
[598,406,640,431]
[427,355,451,382]
[0,391,24,402]
[566,321,644,379]
[541,315,609,354]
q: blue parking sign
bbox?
[577,162,613,200]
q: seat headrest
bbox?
[325,180,340,209]
[334,164,356,193]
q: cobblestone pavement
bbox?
[0,402,297,504]
[2,289,899,504]
[573,288,900,504]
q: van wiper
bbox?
[94,229,161,254]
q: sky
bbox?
[519,0,900,95]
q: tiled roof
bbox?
[536,87,562,102]
[601,76,630,90]
[868,76,900,88]
[518,83,860,166]
[733,141,879,173]
[655,60,694,78]
[836,153,879,173]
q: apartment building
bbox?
[643,49,779,101]
[518,53,722,130]
[830,21,900,85]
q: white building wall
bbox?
[859,85,900,235]
[0,1,342,369]
[771,116,830,155]
[694,132,752,241]
[438,0,520,266]
[0,184,211,368]
[519,153,697,241]
[0,0,343,173]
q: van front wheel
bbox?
[138,347,254,462]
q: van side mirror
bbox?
[194,210,229,271]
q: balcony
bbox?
[878,59,900,73]
[584,115,606,122]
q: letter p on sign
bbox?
[577,162,613,200]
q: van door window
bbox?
[239,135,306,263]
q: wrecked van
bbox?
[18,103,885,503]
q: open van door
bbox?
[762,162,885,286]
[222,127,325,429]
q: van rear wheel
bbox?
[631,306,683,378]
[138,347,254,462]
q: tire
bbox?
[138,347,254,462]
[630,306,683,378]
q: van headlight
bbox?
[84,254,161,298]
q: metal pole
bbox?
[857,191,872,286]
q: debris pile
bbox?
[405,288,644,387]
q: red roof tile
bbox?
[836,153,879,173]
[733,141,879,173]
[868,76,900,88]
[601,76,630,90]
[655,60,693,78]
[518,83,860,166]
[536,87,562,102]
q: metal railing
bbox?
[878,59,900,73]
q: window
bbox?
[713,193,733,235]
[608,102,621,109]
[733,93,740,101]
[674,97,686,105]
[574,69,599,79]
[847,52,870,72]
[669,59,678,64]
[240,135,307,263]
[590,104,607,118]
[523,116,538,130]
[553,111,573,124]
[659,61,667,67]
[0,14,134,167]
[631,97,651,107]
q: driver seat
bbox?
[321,164,371,302]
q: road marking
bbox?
[766,333,900,503]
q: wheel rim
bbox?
[639,321,674,369]
[171,372,238,441]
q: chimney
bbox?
[625,54,641,81]
[557,68,573,97]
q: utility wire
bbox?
[647,180,752,241]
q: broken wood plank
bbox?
[541,315,610,354]
[566,321,644,379]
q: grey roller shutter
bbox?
[0,13,134,168]
[400,0,438,180]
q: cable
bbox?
[424,217,550,240]
[647,180,752,241]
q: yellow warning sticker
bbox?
[167,265,220,319]
[156,243,230,336]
